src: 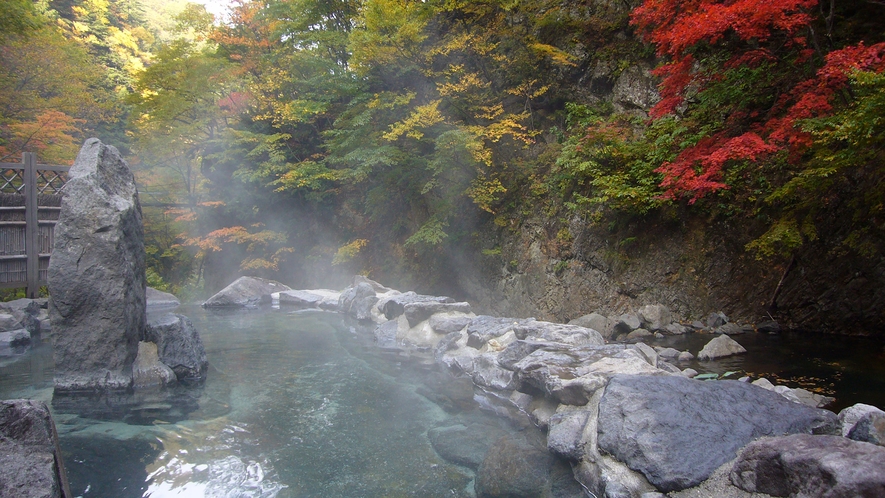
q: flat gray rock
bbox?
[49,139,145,391]
[429,315,471,334]
[276,289,339,310]
[513,321,605,346]
[146,287,180,310]
[203,276,290,307]
[597,375,838,492]
[377,291,453,319]
[467,316,536,348]
[404,301,471,327]
[730,434,885,497]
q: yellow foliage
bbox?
[528,43,577,67]
[436,72,489,97]
[466,177,506,213]
[333,239,369,265]
[383,100,445,141]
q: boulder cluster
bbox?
[205,274,885,498]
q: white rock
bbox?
[697,334,747,360]
[838,403,885,437]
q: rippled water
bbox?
[2,306,884,497]
[0,307,534,497]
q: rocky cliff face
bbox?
[457,211,885,336]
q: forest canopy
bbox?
[2,0,883,297]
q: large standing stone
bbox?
[144,313,208,381]
[596,375,838,492]
[730,434,885,497]
[49,139,145,392]
[202,276,290,307]
[0,400,73,498]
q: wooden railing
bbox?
[0,153,69,298]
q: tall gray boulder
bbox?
[48,138,145,392]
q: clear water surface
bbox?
[0,307,534,497]
[1,306,884,496]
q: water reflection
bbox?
[644,330,885,411]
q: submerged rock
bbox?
[0,400,72,498]
[428,423,509,470]
[0,329,30,350]
[475,434,552,498]
[203,276,290,308]
[730,434,885,497]
[596,374,838,492]
[49,138,145,392]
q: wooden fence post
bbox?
[24,152,39,298]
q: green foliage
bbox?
[747,70,885,259]
[404,218,449,247]
[551,103,667,215]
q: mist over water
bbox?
[0,307,532,497]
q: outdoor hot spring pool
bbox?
[1,305,884,497]
[0,307,545,497]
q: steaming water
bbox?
[0,307,535,497]
[2,307,884,497]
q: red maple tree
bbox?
[630,0,885,202]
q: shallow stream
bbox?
[0,306,883,496]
